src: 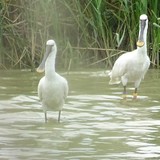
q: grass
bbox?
[0,0,160,69]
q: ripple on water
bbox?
[0,70,160,159]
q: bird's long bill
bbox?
[136,20,146,47]
[36,45,52,73]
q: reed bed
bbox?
[0,0,159,69]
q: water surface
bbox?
[0,69,160,160]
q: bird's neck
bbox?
[137,45,147,55]
[45,52,56,79]
[137,29,147,54]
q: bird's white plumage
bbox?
[38,73,68,111]
[46,39,55,45]
[109,14,150,97]
[37,40,68,122]
[140,14,147,20]
[109,49,150,86]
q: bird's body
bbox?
[109,48,150,86]
[37,40,68,122]
[38,73,68,111]
[109,14,150,98]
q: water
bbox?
[0,69,160,160]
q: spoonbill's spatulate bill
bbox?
[109,14,150,99]
[37,40,68,122]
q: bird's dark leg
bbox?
[58,110,61,123]
[44,111,47,123]
[133,88,138,99]
[122,86,127,99]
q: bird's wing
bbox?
[56,73,68,99]
[112,57,126,76]
[63,79,68,99]
[38,77,45,101]
[112,50,137,76]
[109,50,137,85]
[142,56,150,78]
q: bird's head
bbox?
[136,14,148,47]
[36,39,57,73]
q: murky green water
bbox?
[0,69,160,160]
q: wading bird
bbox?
[109,14,150,99]
[37,40,68,122]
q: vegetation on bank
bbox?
[0,0,160,70]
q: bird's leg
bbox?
[58,110,61,123]
[122,86,127,99]
[133,88,138,99]
[44,111,47,123]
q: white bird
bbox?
[109,14,150,99]
[37,40,68,122]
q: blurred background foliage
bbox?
[0,0,160,70]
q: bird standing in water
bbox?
[109,14,150,99]
[37,40,68,122]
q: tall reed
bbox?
[148,0,160,68]
[0,0,159,69]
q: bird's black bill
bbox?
[137,19,146,47]
[37,45,52,73]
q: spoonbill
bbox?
[37,40,68,122]
[109,14,150,99]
